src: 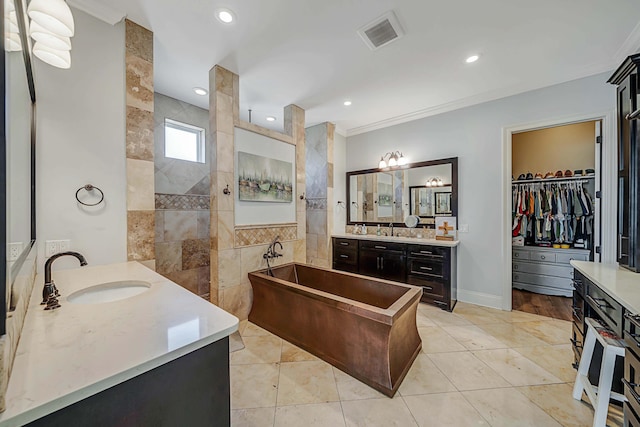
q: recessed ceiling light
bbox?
[193,87,208,96]
[216,8,235,24]
[266,116,276,122]
[343,100,352,106]
[466,55,479,63]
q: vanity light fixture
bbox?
[343,100,352,106]
[33,42,71,69]
[30,21,71,51]
[266,116,276,122]
[26,0,75,68]
[425,177,444,187]
[27,0,75,37]
[465,54,479,63]
[216,8,235,24]
[193,87,208,96]
[378,151,408,170]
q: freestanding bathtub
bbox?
[248,263,422,397]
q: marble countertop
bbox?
[571,261,640,314]
[0,261,238,426]
[332,233,460,247]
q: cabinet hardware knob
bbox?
[423,286,433,290]
[515,253,519,257]
[340,242,348,246]
[541,255,546,260]
[374,245,387,249]
[514,265,519,270]
[420,266,433,271]
[340,255,348,258]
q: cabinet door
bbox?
[379,252,406,282]
[617,74,636,268]
[359,249,383,279]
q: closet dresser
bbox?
[512,246,590,297]
[332,234,458,311]
[570,261,640,424]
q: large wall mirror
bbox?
[2,0,37,334]
[347,157,458,228]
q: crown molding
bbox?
[615,19,640,64]
[67,0,126,25]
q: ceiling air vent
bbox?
[357,11,405,51]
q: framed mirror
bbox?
[2,0,37,334]
[347,157,458,228]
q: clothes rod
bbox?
[512,176,595,185]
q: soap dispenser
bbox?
[362,224,367,235]
[376,224,381,236]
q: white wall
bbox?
[345,73,616,308]
[35,9,126,272]
[333,131,347,235]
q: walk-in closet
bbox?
[511,120,601,320]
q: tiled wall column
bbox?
[305,123,334,267]
[125,20,155,266]
[285,105,307,263]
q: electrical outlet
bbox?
[8,242,23,261]
[58,239,71,252]
[459,224,470,233]
[45,240,59,257]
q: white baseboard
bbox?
[457,289,503,311]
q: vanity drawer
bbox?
[333,248,358,266]
[625,348,640,420]
[408,258,444,279]
[512,249,529,260]
[407,245,448,260]
[512,262,573,279]
[573,271,586,296]
[587,284,624,337]
[359,240,405,253]
[407,276,446,299]
[572,292,585,330]
[571,322,584,366]
[556,252,589,264]
[333,238,358,252]
[624,403,640,427]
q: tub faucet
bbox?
[42,251,88,310]
[389,222,394,237]
[263,236,283,276]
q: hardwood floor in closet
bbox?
[512,289,572,321]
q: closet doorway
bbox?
[510,120,602,321]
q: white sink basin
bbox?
[67,280,151,304]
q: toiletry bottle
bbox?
[362,224,367,235]
[376,224,381,236]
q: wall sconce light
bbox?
[425,177,444,187]
[378,151,408,169]
[27,0,75,69]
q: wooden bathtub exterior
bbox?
[248,263,422,397]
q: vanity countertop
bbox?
[0,261,238,426]
[571,260,640,314]
[332,233,460,247]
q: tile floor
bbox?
[230,302,624,427]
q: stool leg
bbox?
[573,326,596,400]
[592,347,617,427]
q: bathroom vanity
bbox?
[332,234,458,311]
[0,262,238,427]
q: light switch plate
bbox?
[459,224,469,233]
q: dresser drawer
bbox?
[512,271,573,290]
[408,258,444,279]
[513,261,573,279]
[587,284,624,336]
[333,248,358,266]
[556,252,589,264]
[407,245,448,260]
[359,240,405,253]
[333,238,358,252]
[512,249,529,260]
[530,252,556,263]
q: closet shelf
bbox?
[512,175,595,185]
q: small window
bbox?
[164,118,205,163]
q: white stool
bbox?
[572,317,626,427]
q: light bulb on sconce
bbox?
[425,177,444,187]
[378,151,408,170]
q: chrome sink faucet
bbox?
[42,251,87,310]
[389,222,394,237]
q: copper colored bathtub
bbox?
[248,263,422,397]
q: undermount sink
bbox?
[67,280,151,304]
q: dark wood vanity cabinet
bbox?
[608,54,640,272]
[332,237,457,311]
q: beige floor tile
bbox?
[238,319,249,335]
[514,320,570,345]
[403,392,490,426]
[513,344,576,382]
[417,302,441,313]
[472,348,563,386]
[274,402,346,427]
[453,303,506,325]
[418,326,466,353]
[281,340,319,362]
[550,318,572,334]
[232,407,276,427]
[485,308,551,323]
[428,352,510,391]
[341,398,418,427]
[421,309,473,327]
[231,363,280,409]
[476,322,548,348]
[516,383,623,427]
[398,353,457,396]
[332,367,386,401]
[415,310,437,327]
[230,335,282,365]
[229,331,246,353]
[277,361,340,406]
[463,387,562,427]
[441,325,509,350]
[242,322,273,337]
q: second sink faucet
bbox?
[389,222,394,237]
[42,251,88,310]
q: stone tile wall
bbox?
[125,20,155,267]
